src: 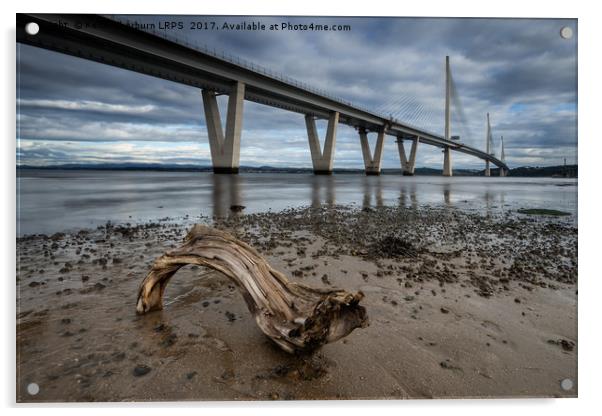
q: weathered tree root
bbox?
[136,225,368,353]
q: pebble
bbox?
[133,364,151,377]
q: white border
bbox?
[3,1,601,415]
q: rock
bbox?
[560,339,575,351]
[50,232,66,241]
[368,236,418,259]
[440,307,450,314]
[440,359,462,371]
[547,338,575,352]
[161,333,177,347]
[225,311,236,322]
[133,364,151,377]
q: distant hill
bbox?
[502,165,577,178]
[16,163,577,177]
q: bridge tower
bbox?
[201,82,245,174]
[485,112,491,176]
[500,135,507,176]
[443,56,453,177]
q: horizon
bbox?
[16,161,577,171]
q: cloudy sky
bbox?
[16,16,577,169]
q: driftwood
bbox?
[136,225,368,353]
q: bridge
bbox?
[17,13,509,176]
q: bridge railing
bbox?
[104,15,441,137]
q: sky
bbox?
[16,15,578,169]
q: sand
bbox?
[16,205,577,401]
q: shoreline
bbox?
[16,204,577,401]
[16,165,578,178]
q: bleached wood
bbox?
[136,225,368,353]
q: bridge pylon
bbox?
[201,81,245,174]
[485,112,491,177]
[443,56,453,177]
[500,135,507,177]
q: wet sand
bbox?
[16,205,577,401]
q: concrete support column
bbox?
[305,112,339,174]
[443,146,453,177]
[500,167,507,177]
[359,127,385,176]
[201,81,245,174]
[397,136,419,176]
[485,160,490,177]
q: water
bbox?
[16,169,577,236]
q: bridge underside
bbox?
[16,13,508,176]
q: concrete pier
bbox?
[443,146,453,177]
[360,127,385,175]
[305,112,339,175]
[485,160,490,177]
[201,81,245,174]
[397,136,420,175]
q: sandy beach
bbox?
[16,204,577,401]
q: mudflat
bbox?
[16,205,577,401]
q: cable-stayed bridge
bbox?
[17,13,509,176]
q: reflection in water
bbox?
[483,190,493,215]
[211,174,241,218]
[443,183,451,206]
[361,176,384,208]
[399,183,418,209]
[16,169,578,236]
[209,174,529,216]
[311,175,336,208]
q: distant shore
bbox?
[17,204,577,401]
[16,164,578,178]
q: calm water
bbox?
[16,169,578,236]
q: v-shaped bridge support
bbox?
[397,136,420,176]
[359,127,386,176]
[305,112,339,175]
[201,82,245,174]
